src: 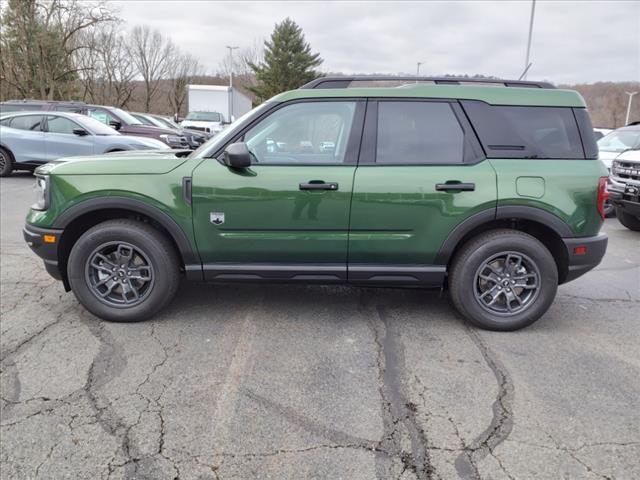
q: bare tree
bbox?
[0,0,116,100]
[166,51,204,117]
[129,25,174,112]
[216,39,263,91]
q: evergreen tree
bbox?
[249,18,322,102]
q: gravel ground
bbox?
[1,172,639,480]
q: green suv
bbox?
[23,76,609,331]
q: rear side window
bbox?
[461,101,585,159]
[376,101,464,164]
[9,115,43,131]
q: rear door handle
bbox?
[299,182,339,191]
[435,182,475,192]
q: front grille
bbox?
[612,161,640,182]
[186,126,209,133]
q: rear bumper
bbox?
[561,233,608,284]
[23,223,63,281]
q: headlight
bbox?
[159,134,183,145]
[32,175,49,211]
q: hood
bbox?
[124,136,172,149]
[122,124,180,136]
[36,150,190,176]
[598,149,622,168]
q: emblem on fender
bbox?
[210,212,225,225]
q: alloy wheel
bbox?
[473,251,540,316]
[85,241,155,307]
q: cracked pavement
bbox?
[1,173,639,479]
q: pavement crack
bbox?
[367,302,436,480]
[454,327,515,480]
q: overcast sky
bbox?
[113,0,639,85]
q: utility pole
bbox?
[625,91,638,126]
[416,62,424,83]
[226,45,239,122]
[523,0,536,80]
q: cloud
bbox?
[112,0,640,84]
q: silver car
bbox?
[0,111,169,176]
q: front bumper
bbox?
[561,233,608,284]
[23,223,63,281]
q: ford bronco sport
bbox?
[23,76,609,331]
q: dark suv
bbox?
[23,76,609,331]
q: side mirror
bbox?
[223,142,252,168]
[109,120,122,131]
[73,128,88,136]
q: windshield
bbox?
[598,130,640,152]
[190,103,273,159]
[112,108,144,125]
[79,115,121,135]
[186,111,221,122]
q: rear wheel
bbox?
[67,219,180,322]
[0,147,13,177]
[449,229,558,331]
[615,207,640,231]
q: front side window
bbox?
[87,108,117,126]
[8,115,43,131]
[243,101,357,164]
[46,115,79,134]
[376,101,464,164]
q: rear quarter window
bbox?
[461,101,585,159]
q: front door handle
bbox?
[299,181,339,191]
[435,182,475,192]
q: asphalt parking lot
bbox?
[1,172,639,480]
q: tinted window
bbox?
[9,115,43,131]
[0,117,12,126]
[0,104,44,113]
[462,101,584,159]
[46,116,78,134]
[376,101,464,164]
[244,101,357,164]
[53,105,84,113]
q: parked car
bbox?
[0,99,86,114]
[597,125,640,169]
[130,112,210,149]
[0,111,168,176]
[23,75,608,331]
[597,126,640,216]
[82,105,189,149]
[608,149,640,231]
[180,111,224,134]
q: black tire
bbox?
[449,229,558,331]
[615,207,640,232]
[603,199,615,218]
[0,147,13,177]
[67,219,180,322]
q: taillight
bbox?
[597,176,609,219]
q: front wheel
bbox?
[449,229,558,331]
[615,207,640,231]
[67,219,180,322]
[0,147,13,177]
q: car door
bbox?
[348,99,497,285]
[44,115,94,160]
[192,99,365,282]
[2,114,46,164]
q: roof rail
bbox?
[300,76,556,90]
